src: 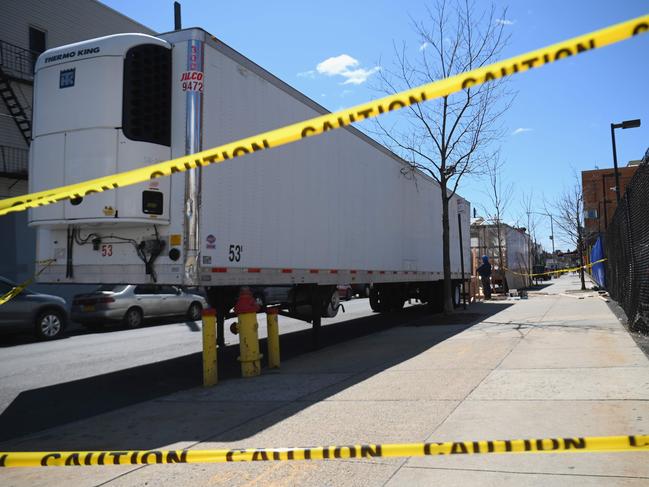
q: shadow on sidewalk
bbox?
[0,302,512,449]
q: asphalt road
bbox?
[0,298,436,442]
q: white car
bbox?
[72,285,206,329]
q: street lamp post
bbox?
[610,119,641,203]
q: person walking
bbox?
[477,255,492,300]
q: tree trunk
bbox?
[578,236,586,291]
[441,182,454,313]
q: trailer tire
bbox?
[369,287,388,313]
[391,298,405,311]
[322,288,340,318]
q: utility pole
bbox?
[549,213,555,255]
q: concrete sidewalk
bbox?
[2,275,649,486]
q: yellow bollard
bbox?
[266,306,280,369]
[201,308,218,387]
[234,288,262,377]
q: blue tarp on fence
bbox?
[590,235,606,288]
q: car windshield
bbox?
[93,284,128,293]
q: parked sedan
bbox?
[0,276,68,340]
[72,285,206,329]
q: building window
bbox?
[28,26,46,69]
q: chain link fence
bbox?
[605,149,649,332]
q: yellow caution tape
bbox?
[0,16,647,217]
[504,258,607,278]
[1,434,647,467]
[0,259,55,306]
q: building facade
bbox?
[470,218,533,291]
[0,0,153,289]
[582,164,639,236]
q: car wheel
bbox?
[187,301,203,321]
[35,309,65,340]
[123,307,143,329]
[369,287,388,313]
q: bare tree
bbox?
[553,176,587,290]
[481,155,514,292]
[518,190,539,288]
[374,0,514,312]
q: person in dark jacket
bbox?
[477,255,492,300]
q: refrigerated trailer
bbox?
[28,29,471,334]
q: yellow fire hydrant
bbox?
[201,308,218,387]
[233,288,261,377]
[266,306,280,369]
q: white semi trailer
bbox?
[28,29,470,337]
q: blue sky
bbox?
[102,0,648,251]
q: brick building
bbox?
[581,164,639,236]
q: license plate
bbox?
[82,305,95,312]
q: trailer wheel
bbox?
[369,287,388,312]
[390,295,405,311]
[322,288,340,318]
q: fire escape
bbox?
[0,40,36,179]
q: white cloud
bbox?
[297,70,315,79]
[496,18,516,26]
[314,54,380,85]
[512,127,532,135]
[339,66,381,85]
[419,42,429,51]
[340,89,353,97]
[317,54,358,76]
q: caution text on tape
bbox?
[1,434,648,467]
[504,258,608,278]
[0,16,647,216]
